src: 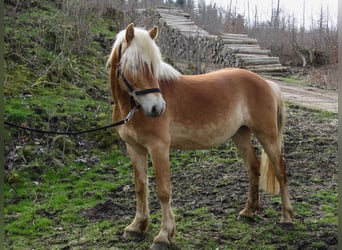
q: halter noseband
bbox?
[117,43,161,99]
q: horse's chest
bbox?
[116,126,138,145]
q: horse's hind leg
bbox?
[232,126,261,218]
[124,143,150,238]
[256,132,294,224]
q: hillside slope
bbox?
[4,1,120,149]
[4,2,125,247]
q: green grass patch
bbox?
[272,76,307,86]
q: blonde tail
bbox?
[260,81,285,195]
[259,151,280,195]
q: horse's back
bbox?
[177,68,272,92]
[165,68,277,113]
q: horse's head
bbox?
[110,23,166,118]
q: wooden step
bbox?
[221,38,258,44]
[225,46,271,55]
[245,64,287,72]
[238,56,280,66]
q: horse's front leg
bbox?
[124,143,150,238]
[149,142,175,250]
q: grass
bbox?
[272,76,307,86]
[5,149,130,246]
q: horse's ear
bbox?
[149,26,158,40]
[125,23,135,44]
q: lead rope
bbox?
[4,105,140,135]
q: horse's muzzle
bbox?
[136,93,166,118]
[149,103,165,118]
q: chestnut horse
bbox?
[108,23,294,249]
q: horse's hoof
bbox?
[123,230,145,242]
[150,242,170,250]
[237,214,255,222]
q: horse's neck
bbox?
[112,83,132,115]
[109,65,131,115]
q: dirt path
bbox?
[272,80,338,113]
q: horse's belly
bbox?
[170,137,227,150]
[169,124,237,150]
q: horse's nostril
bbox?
[151,105,157,115]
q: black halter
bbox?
[117,43,161,101]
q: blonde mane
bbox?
[108,27,180,81]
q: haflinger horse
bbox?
[108,23,294,249]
